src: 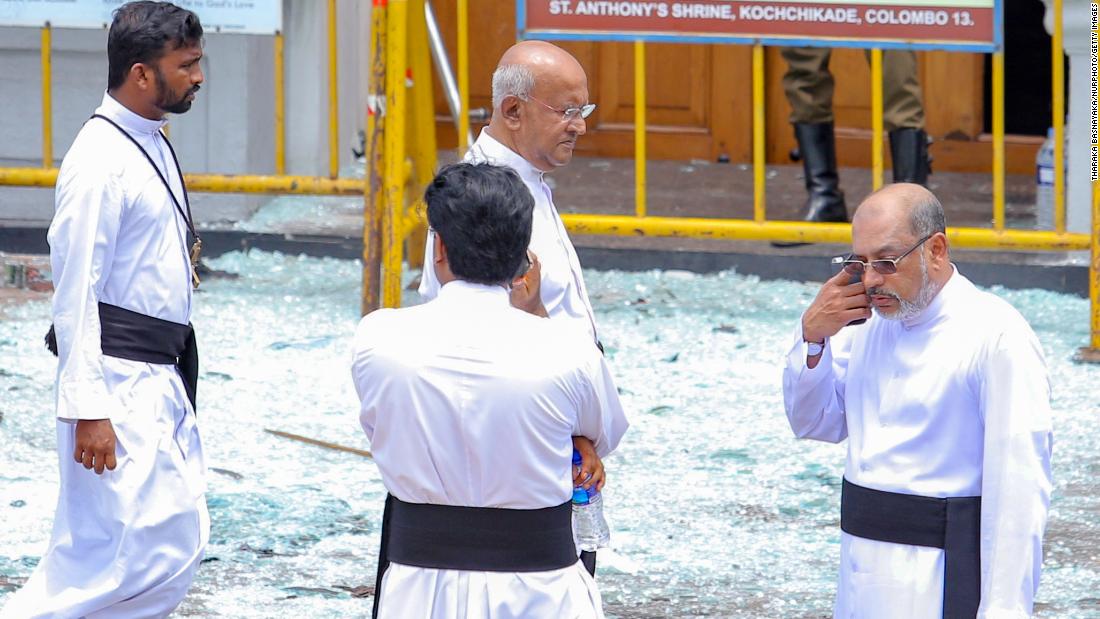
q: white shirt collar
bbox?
[437,279,512,304]
[469,129,545,186]
[901,265,959,329]
[98,91,167,136]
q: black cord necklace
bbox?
[91,113,203,288]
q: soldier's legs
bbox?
[865,49,931,184]
[781,46,835,125]
[779,47,848,231]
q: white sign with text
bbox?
[0,0,281,35]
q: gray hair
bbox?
[909,192,946,238]
[491,64,536,111]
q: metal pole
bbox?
[558,214,1090,250]
[383,0,408,308]
[328,0,340,179]
[752,44,766,222]
[424,1,474,146]
[405,0,436,270]
[870,48,884,191]
[456,0,470,155]
[634,41,646,218]
[274,31,286,176]
[1052,0,1066,233]
[992,50,1005,230]
[0,165,1093,251]
[362,0,387,315]
[41,23,52,169]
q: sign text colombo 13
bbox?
[520,0,1000,51]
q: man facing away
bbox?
[783,183,1052,618]
[1,2,209,617]
[353,163,629,618]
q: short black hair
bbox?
[107,1,203,90]
[425,163,534,285]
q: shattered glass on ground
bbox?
[1,251,1096,618]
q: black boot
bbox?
[889,128,931,185]
[794,122,848,222]
[774,122,847,247]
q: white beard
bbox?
[871,253,937,321]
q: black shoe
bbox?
[889,128,932,185]
[773,122,848,247]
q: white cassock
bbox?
[1,93,208,619]
[419,130,599,343]
[783,268,1052,619]
[351,280,629,619]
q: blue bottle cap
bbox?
[572,487,590,504]
[572,448,582,466]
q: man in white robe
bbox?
[782,183,1052,618]
[418,40,611,570]
[353,163,629,618]
[419,40,597,341]
[1,3,209,617]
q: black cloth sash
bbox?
[372,494,576,618]
[841,478,981,619]
[46,302,198,411]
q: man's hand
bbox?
[74,419,118,475]
[801,269,871,345]
[572,436,605,492]
[510,251,549,318]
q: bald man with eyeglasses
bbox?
[782,183,1052,618]
[420,40,599,342]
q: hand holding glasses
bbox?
[830,256,870,327]
[830,234,932,327]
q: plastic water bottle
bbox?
[1035,128,1055,230]
[571,449,610,551]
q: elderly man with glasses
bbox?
[782,183,1053,618]
[421,40,597,338]
[418,40,611,574]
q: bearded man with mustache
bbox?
[1,3,209,617]
[782,183,1053,619]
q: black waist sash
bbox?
[46,302,198,411]
[841,478,981,619]
[372,494,576,618]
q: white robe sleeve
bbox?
[416,230,441,301]
[781,319,850,443]
[351,311,395,442]
[572,351,629,459]
[976,328,1053,618]
[47,164,125,422]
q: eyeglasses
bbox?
[836,234,934,276]
[525,95,596,122]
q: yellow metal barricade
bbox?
[372,0,439,309]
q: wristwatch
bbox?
[805,339,825,357]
